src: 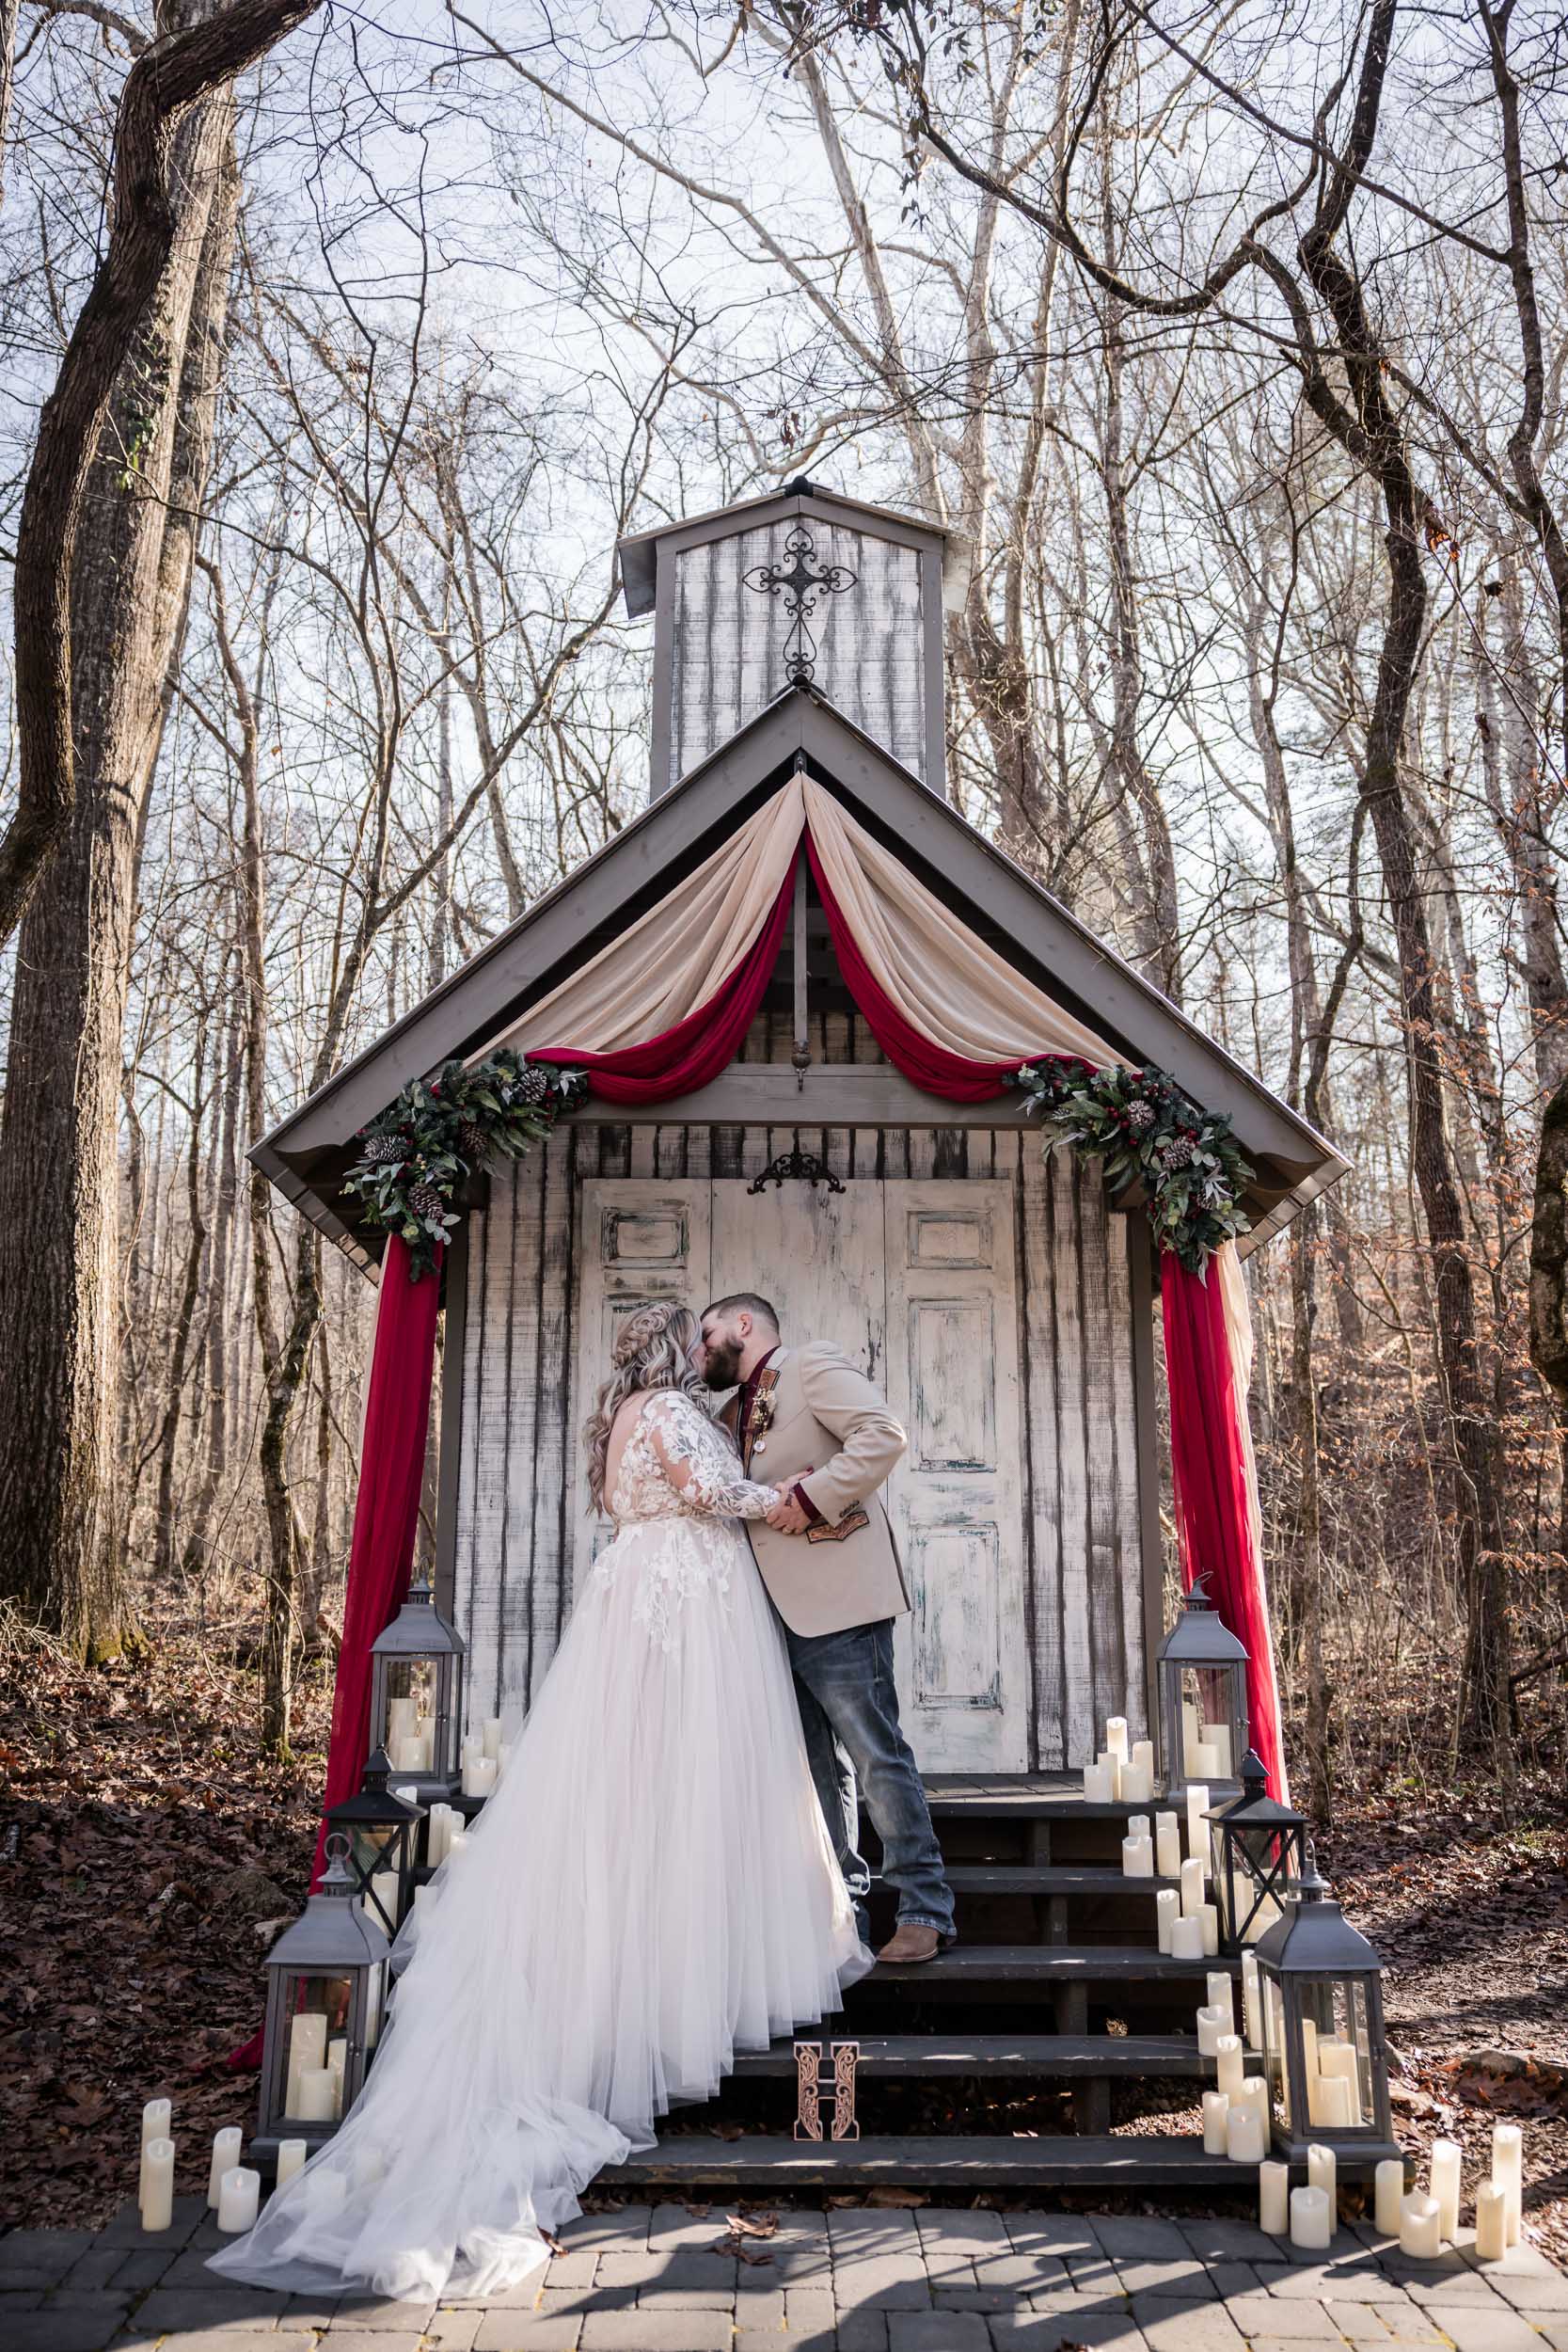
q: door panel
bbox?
[572,1181,711,1597]
[885,1183,1025,1770]
[710,1179,885,1383]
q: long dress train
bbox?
[209,1388,868,2301]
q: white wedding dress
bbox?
[209,1389,868,2302]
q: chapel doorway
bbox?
[571,1176,1027,1771]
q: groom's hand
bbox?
[766,1491,813,1534]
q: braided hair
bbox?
[582,1300,708,1509]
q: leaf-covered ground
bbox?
[4,1604,1564,2257]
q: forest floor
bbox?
[3,1597,1565,2258]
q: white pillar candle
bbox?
[1259,2158,1290,2234]
[1182,1697,1200,1769]
[1121,1834,1154,1877]
[1131,1736,1155,1780]
[1309,2074,1354,2130]
[446,1832,468,1862]
[295,2068,337,2122]
[1474,2181,1508,2263]
[460,1756,498,1801]
[1399,2193,1441,2259]
[1171,1914,1205,1960]
[1184,1788,1211,1867]
[207,2126,243,2209]
[461,1732,482,1766]
[388,1696,415,1743]
[1200,1902,1219,1957]
[1241,1953,1261,2049]
[1300,2017,1320,2080]
[276,2138,308,2189]
[367,1868,401,1927]
[138,2099,171,2206]
[285,2012,327,2114]
[1307,2141,1337,2218]
[1119,1763,1153,1804]
[1196,2003,1227,2058]
[1202,2090,1230,2153]
[1316,2040,1364,2125]
[1227,2101,1266,2163]
[1210,1724,1233,1778]
[1180,1856,1206,1918]
[1082,1761,1115,1804]
[217,2167,260,2234]
[1105,1716,1129,1762]
[1215,2034,1245,2102]
[1374,2157,1405,2236]
[1493,2122,1523,2247]
[1155,1888,1179,1954]
[483,1715,502,1759]
[1428,2139,1461,2246]
[393,1735,422,1772]
[413,1881,439,1911]
[1192,1741,1221,1779]
[1154,1813,1182,1880]
[1207,1971,1235,2030]
[1290,2185,1332,2249]
[140,2137,175,2232]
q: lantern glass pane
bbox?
[1261,1973,1290,2128]
[1304,1977,1373,2132]
[1175,1667,1239,1781]
[278,1973,355,2121]
[385,1664,438,1773]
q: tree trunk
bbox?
[1530,1071,1568,1586]
[0,52,239,1659]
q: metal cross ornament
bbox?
[743,525,858,684]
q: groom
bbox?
[698,1294,956,1964]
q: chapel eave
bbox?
[251,684,1347,1269]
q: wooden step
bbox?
[935,1865,1179,1895]
[920,1773,1168,1821]
[730,2032,1247,2079]
[602,2132,1255,2188]
[847,1943,1237,1986]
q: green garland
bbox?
[1009,1058,1253,1274]
[342,1052,589,1279]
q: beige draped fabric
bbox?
[495,780,804,1056]
[801,780,1117,1069]
[488,771,1117,1073]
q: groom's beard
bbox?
[701,1337,744,1390]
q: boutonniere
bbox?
[751,1384,779,1436]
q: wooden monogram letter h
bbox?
[793,2039,861,2141]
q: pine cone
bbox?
[515,1064,553,1106]
[363,1132,404,1164]
[1159,1134,1197,1170]
[1125,1099,1155,1135]
[456,1120,488,1160]
[407,1180,446,1219]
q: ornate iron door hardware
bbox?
[747,1150,845,1196]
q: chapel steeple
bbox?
[617,480,971,803]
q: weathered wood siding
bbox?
[442,1013,1152,1764]
[670,523,927,788]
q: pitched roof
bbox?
[252,684,1347,1267]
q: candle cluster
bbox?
[284,2011,350,2122]
[1180,1696,1233,1782]
[387,1692,436,1775]
[459,1716,507,1801]
[1373,2124,1523,2261]
[1085,1717,1155,1804]
[137,2103,275,2238]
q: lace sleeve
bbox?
[643,1393,781,1519]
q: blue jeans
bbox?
[786,1617,956,1941]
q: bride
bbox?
[209,1301,868,2302]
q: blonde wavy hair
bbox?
[582,1300,708,1510]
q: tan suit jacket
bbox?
[734,1342,911,1639]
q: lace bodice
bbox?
[608,1391,780,1525]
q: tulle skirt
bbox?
[208,1513,868,2301]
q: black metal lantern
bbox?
[1155,1572,1248,1798]
[368,1575,465,1795]
[1254,1848,1399,2164]
[1205,1749,1307,1955]
[325,1756,421,1940]
[251,1833,390,2173]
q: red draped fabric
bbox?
[1161,1259,1284,1793]
[229,1231,442,2070]
[527,861,797,1104]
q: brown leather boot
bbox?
[876,1922,941,1965]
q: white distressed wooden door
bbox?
[571,1181,712,1597]
[710,1181,886,1387]
[882,1184,1026,1771]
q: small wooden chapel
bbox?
[253,480,1361,2186]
